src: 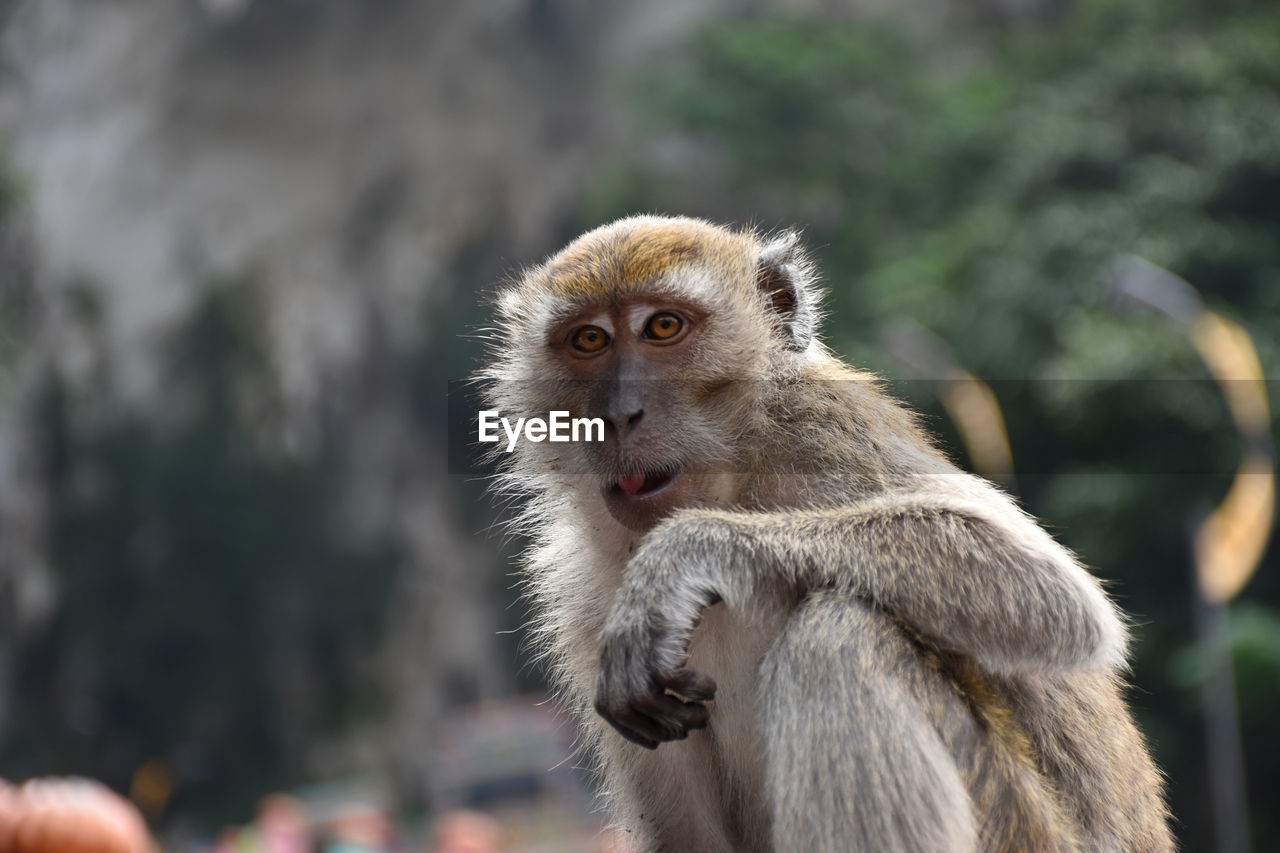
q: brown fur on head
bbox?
[488,216,823,378]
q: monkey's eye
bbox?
[644,312,684,341]
[571,325,610,353]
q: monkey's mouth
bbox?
[612,468,680,498]
[602,464,721,533]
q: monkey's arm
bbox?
[595,491,1127,748]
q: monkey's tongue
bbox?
[618,473,648,495]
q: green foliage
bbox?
[597,0,1280,846]
[0,151,29,215]
[7,282,399,824]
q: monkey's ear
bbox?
[757,230,817,352]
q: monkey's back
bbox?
[998,671,1173,851]
[894,623,1170,851]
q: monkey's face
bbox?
[485,216,821,533]
[547,298,745,532]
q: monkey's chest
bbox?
[674,604,781,848]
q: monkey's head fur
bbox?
[482,216,829,530]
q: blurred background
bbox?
[0,0,1275,850]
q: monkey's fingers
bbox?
[598,697,673,749]
[599,711,660,750]
[597,689,711,748]
[632,691,711,744]
[656,667,717,703]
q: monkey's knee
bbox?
[760,591,977,853]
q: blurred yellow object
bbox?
[1195,453,1275,604]
[938,370,1015,479]
[1192,311,1271,437]
[1190,310,1274,604]
[0,777,155,853]
[128,759,174,820]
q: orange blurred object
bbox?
[430,809,504,853]
[0,777,154,853]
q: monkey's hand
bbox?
[594,544,720,749]
[595,616,717,749]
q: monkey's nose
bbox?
[607,408,644,439]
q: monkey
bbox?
[481,215,1172,852]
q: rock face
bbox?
[0,0,974,813]
[1,0,623,402]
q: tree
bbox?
[6,282,399,826]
